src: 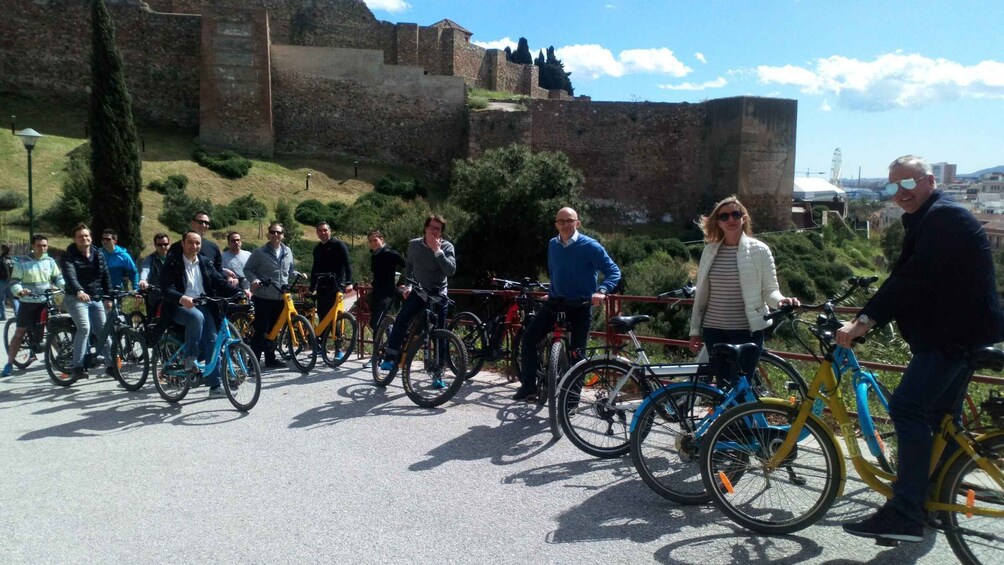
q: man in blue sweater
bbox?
[514,207,621,401]
[100,229,138,290]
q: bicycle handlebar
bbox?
[763,275,879,323]
[657,282,695,301]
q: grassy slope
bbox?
[0,94,436,251]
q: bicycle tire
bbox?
[110,327,150,391]
[320,311,358,368]
[856,378,896,474]
[286,314,317,373]
[5,318,34,369]
[152,334,189,402]
[938,432,1004,565]
[547,340,568,440]
[700,401,843,534]
[371,315,397,387]
[556,358,642,458]
[630,382,727,504]
[45,318,77,387]
[401,328,467,408]
[223,341,261,412]
[448,311,486,379]
[753,351,807,400]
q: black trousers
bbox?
[251,296,284,363]
[368,293,394,332]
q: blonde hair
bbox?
[698,195,753,243]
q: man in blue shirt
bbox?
[99,229,138,290]
[514,207,620,401]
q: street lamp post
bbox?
[15,128,43,240]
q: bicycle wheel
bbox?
[45,319,78,387]
[110,327,150,391]
[700,401,842,534]
[320,311,357,368]
[630,382,726,504]
[547,340,568,440]
[448,311,486,379]
[556,358,642,458]
[286,314,317,373]
[503,327,521,382]
[856,378,896,474]
[753,351,807,400]
[939,433,1004,565]
[401,328,467,408]
[5,318,34,369]
[223,341,261,412]
[371,315,397,386]
[152,334,189,402]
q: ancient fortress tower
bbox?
[1,0,797,229]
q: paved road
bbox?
[0,342,961,564]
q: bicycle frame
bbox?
[264,287,302,343]
[764,355,1004,519]
[160,311,244,378]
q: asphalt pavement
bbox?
[0,328,962,564]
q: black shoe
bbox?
[843,506,923,543]
[73,367,89,380]
[264,359,287,369]
[512,387,538,401]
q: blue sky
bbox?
[365,0,1004,180]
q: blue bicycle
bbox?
[152,294,261,412]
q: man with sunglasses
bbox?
[244,222,296,369]
[222,231,252,290]
[139,233,171,311]
[167,212,226,277]
[838,155,1002,543]
[514,207,620,401]
[99,229,138,290]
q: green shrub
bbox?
[227,194,268,221]
[39,145,93,235]
[374,174,428,200]
[211,203,239,229]
[780,269,815,302]
[274,198,300,244]
[158,187,213,234]
[0,190,26,211]
[147,173,188,194]
[294,199,334,226]
[193,148,252,179]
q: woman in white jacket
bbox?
[688,196,799,381]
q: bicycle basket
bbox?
[982,390,1004,427]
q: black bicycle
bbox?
[3,289,63,370]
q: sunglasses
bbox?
[884,177,924,196]
[156,242,170,247]
[269,230,284,235]
[195,220,211,226]
[717,210,744,222]
[101,237,115,242]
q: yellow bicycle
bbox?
[300,274,358,369]
[255,273,318,373]
[699,303,1004,565]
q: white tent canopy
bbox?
[793,177,846,201]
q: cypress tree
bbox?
[511,37,533,65]
[89,0,143,256]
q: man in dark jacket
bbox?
[838,155,1003,543]
[310,222,353,323]
[60,223,113,380]
[139,232,170,312]
[160,231,239,396]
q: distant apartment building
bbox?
[932,162,957,184]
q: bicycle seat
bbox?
[609,315,651,332]
[968,347,1004,372]
[709,343,759,364]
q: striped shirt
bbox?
[703,245,748,330]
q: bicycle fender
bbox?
[933,428,1004,488]
[628,381,722,433]
[758,397,849,498]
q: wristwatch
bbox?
[597,288,608,295]
[856,314,871,325]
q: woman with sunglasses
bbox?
[688,196,799,382]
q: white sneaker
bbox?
[208,387,225,397]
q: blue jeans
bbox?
[0,280,8,320]
[172,304,221,388]
[888,349,970,525]
[385,292,446,359]
[63,294,111,369]
[701,327,764,388]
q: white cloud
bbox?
[757,53,1004,111]
[364,0,411,12]
[556,45,692,79]
[659,77,727,91]
[820,99,832,112]
[695,52,707,64]
[473,37,518,51]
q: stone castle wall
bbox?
[468,97,796,230]
[0,0,201,127]
[269,45,468,174]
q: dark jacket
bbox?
[159,251,236,322]
[167,237,224,276]
[860,191,1002,352]
[370,246,405,298]
[310,239,353,293]
[60,244,112,297]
